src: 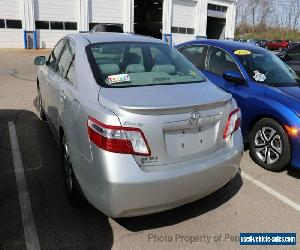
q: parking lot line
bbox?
[241,171,300,212]
[8,121,41,250]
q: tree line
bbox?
[236,0,300,40]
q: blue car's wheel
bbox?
[249,118,291,171]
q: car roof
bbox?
[68,32,165,44]
[176,39,266,53]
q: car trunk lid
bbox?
[98,82,233,167]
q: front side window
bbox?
[87,42,205,87]
[57,39,75,78]
[207,47,239,76]
[47,39,65,71]
[236,48,299,86]
[180,45,208,70]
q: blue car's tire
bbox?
[249,118,291,171]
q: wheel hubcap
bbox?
[64,142,73,194]
[254,127,282,165]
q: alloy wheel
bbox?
[254,126,282,165]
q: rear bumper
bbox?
[83,131,243,218]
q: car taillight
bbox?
[87,117,151,156]
[223,108,241,143]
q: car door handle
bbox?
[60,91,66,101]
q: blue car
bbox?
[176,40,300,171]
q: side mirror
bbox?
[34,56,46,65]
[223,71,245,84]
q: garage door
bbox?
[0,0,23,48]
[172,0,196,44]
[34,0,78,48]
[89,0,124,30]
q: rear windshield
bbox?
[87,42,205,87]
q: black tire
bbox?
[62,135,85,206]
[37,84,47,121]
[249,118,291,171]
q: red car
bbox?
[265,40,289,51]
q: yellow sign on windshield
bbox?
[234,50,251,56]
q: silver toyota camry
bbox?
[34,33,243,218]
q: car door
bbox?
[284,45,300,76]
[178,44,208,71]
[53,39,76,132]
[44,39,65,133]
[203,46,249,119]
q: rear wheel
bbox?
[62,135,85,206]
[37,84,47,121]
[249,118,291,171]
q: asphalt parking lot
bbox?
[0,49,300,250]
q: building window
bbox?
[186,28,194,35]
[64,22,77,30]
[89,23,98,30]
[36,21,77,30]
[89,23,123,32]
[36,21,49,29]
[0,19,5,28]
[178,27,186,34]
[171,26,194,35]
[50,21,63,30]
[208,4,227,12]
[6,19,22,29]
[171,27,178,33]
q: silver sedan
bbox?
[34,33,243,218]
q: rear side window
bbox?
[180,45,208,70]
[57,39,75,78]
[87,42,205,87]
[207,47,239,76]
[47,39,65,71]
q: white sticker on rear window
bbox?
[107,74,130,84]
[253,70,266,82]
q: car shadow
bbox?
[116,170,243,232]
[287,166,300,179]
[0,109,113,249]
